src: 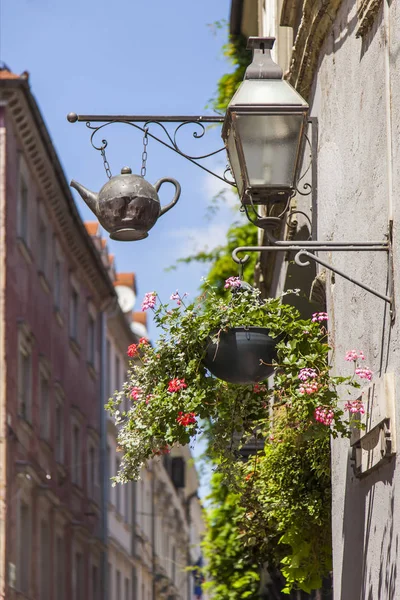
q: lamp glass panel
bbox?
[235,113,304,188]
[226,127,243,195]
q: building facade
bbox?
[0,67,117,600]
[85,226,206,600]
[232,0,400,598]
[0,68,205,600]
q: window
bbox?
[54,258,62,310]
[18,174,29,243]
[115,458,121,513]
[116,570,121,600]
[71,424,81,485]
[124,577,130,600]
[106,340,111,398]
[55,396,64,463]
[132,567,138,600]
[107,445,112,500]
[18,347,32,421]
[38,216,48,275]
[73,551,83,600]
[40,519,50,600]
[124,483,130,524]
[54,535,64,600]
[91,565,98,600]
[115,355,120,391]
[39,370,50,440]
[70,287,79,341]
[87,314,95,365]
[17,500,31,594]
[108,563,112,599]
[88,444,98,498]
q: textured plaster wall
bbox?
[308,1,400,598]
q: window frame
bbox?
[37,201,49,279]
[17,496,31,594]
[17,155,30,246]
[17,323,33,422]
[71,421,82,486]
[69,274,80,343]
[38,357,51,441]
[54,385,64,463]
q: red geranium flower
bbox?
[139,337,149,345]
[176,411,196,426]
[127,344,138,358]
[168,378,187,393]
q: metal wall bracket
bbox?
[232,232,395,320]
[66,113,233,185]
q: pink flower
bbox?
[168,378,187,393]
[224,276,241,289]
[298,368,318,382]
[314,406,334,426]
[130,387,142,400]
[141,292,157,311]
[139,337,149,345]
[355,367,373,381]
[344,399,365,414]
[299,381,319,395]
[345,349,365,362]
[170,291,181,306]
[312,312,328,323]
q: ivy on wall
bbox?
[200,29,334,598]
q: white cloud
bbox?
[169,222,231,259]
[203,174,239,209]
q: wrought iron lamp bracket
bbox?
[67,113,235,186]
[232,231,395,320]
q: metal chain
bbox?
[141,127,149,178]
[100,146,112,179]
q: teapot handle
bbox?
[154,178,181,217]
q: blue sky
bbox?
[1,0,243,340]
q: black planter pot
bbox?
[203,327,278,384]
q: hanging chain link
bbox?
[141,127,149,178]
[100,145,112,179]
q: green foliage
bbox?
[252,433,332,594]
[108,283,363,592]
[209,34,250,114]
[202,472,261,600]
[174,220,258,295]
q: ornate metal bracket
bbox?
[67,113,234,186]
[232,231,395,319]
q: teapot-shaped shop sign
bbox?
[70,167,181,241]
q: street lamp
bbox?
[222,37,309,205]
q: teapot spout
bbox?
[70,180,99,216]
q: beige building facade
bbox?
[231,0,400,598]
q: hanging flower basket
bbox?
[204,327,278,384]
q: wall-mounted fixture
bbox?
[67,37,394,317]
[222,37,309,207]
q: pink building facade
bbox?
[0,67,116,600]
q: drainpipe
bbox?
[184,492,198,600]
[99,309,108,600]
[384,0,393,223]
[152,465,156,600]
